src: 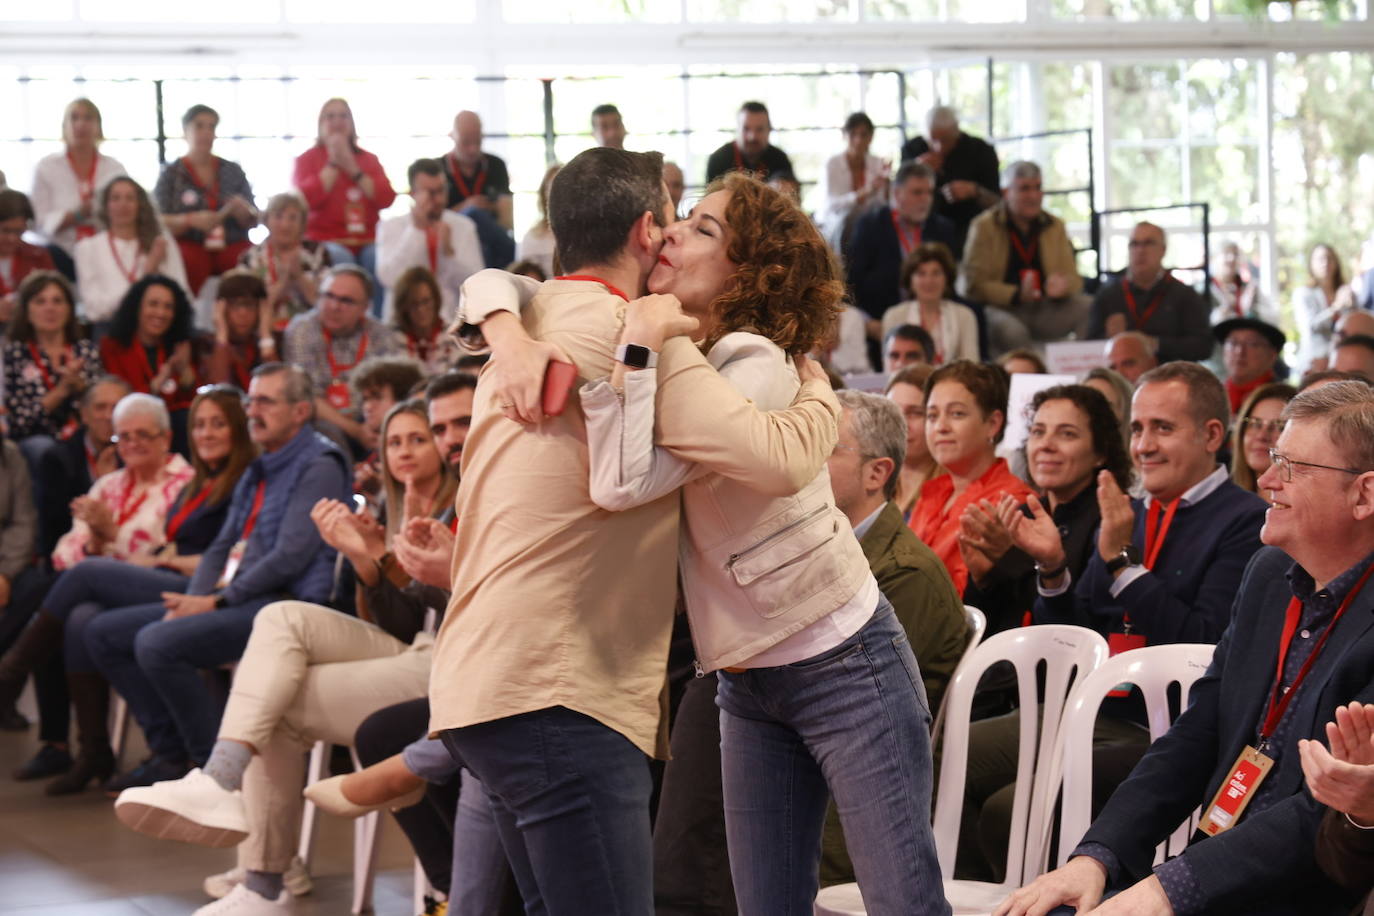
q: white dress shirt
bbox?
[74,230,190,324]
[817,151,887,236]
[375,209,483,323]
[30,151,127,256]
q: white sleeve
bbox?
[32,157,65,240]
[374,218,421,289]
[441,214,484,293]
[952,304,981,362]
[581,370,703,511]
[75,237,121,323]
[455,267,541,328]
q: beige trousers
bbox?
[219,600,433,873]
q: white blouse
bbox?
[817,152,888,234]
[879,298,980,365]
[74,230,190,324]
[517,226,557,281]
[30,151,128,257]
[375,210,484,323]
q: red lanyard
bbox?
[85,439,100,479]
[266,247,281,287]
[425,225,439,273]
[1008,227,1038,266]
[1259,563,1374,747]
[67,149,98,206]
[116,473,151,528]
[165,482,212,542]
[1143,497,1180,571]
[449,515,459,534]
[1123,278,1169,329]
[108,235,144,284]
[230,341,257,391]
[555,274,630,302]
[27,342,72,391]
[891,210,922,257]
[180,156,220,210]
[323,328,368,379]
[0,257,12,296]
[447,153,485,199]
[408,326,441,362]
[139,343,166,390]
[239,480,268,542]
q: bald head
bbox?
[452,111,484,167]
[1334,309,1374,344]
[1105,331,1158,385]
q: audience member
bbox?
[911,360,1034,594]
[282,265,401,452]
[1230,382,1297,495]
[998,380,1374,916]
[817,112,888,251]
[33,375,129,555]
[849,162,959,322]
[1303,702,1374,916]
[155,104,259,297]
[705,100,795,184]
[1332,307,1374,346]
[441,110,515,269]
[959,160,1087,354]
[514,164,561,280]
[1298,368,1374,393]
[236,192,331,328]
[30,98,128,280]
[826,301,873,375]
[204,270,275,390]
[1293,243,1352,372]
[114,398,457,915]
[348,355,426,501]
[75,176,189,327]
[1332,334,1374,380]
[0,190,56,324]
[663,161,686,214]
[1215,316,1285,414]
[0,439,39,731]
[376,158,481,324]
[291,97,396,310]
[590,103,626,149]
[1211,239,1275,326]
[390,267,461,374]
[886,363,942,517]
[899,105,1001,252]
[1081,366,1136,457]
[1087,222,1211,362]
[4,272,102,461]
[885,323,936,372]
[505,259,545,282]
[98,275,200,453]
[0,388,246,794]
[999,347,1048,375]
[881,243,979,364]
[1103,330,1158,385]
[86,364,349,789]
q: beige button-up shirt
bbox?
[429,278,839,758]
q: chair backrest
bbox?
[931,624,1109,886]
[1048,643,1216,870]
[931,605,988,738]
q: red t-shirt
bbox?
[292,144,397,246]
[909,457,1034,594]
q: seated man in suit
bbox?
[36,375,129,555]
[998,379,1374,916]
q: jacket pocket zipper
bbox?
[724,505,828,572]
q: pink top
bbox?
[292,144,397,246]
[52,454,194,571]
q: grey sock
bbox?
[202,739,253,792]
[245,869,284,901]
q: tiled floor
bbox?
[0,723,421,915]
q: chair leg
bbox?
[298,740,328,871]
[350,747,380,915]
[413,855,436,914]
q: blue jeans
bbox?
[715,599,949,916]
[85,596,273,762]
[461,206,515,269]
[44,558,191,672]
[441,706,653,916]
[321,241,383,316]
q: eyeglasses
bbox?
[112,429,165,445]
[1242,417,1284,436]
[242,394,285,410]
[1267,448,1366,483]
[321,290,366,309]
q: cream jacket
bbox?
[581,332,871,672]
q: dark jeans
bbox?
[0,564,68,743]
[441,706,653,916]
[45,558,191,674]
[85,596,272,763]
[462,206,516,269]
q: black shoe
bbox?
[46,746,116,796]
[102,755,189,796]
[13,744,73,780]
[0,705,28,731]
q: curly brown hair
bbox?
[702,172,845,357]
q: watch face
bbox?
[623,344,650,368]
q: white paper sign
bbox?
[1045,340,1109,376]
[999,372,1077,457]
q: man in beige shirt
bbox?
[430,147,840,912]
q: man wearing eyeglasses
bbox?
[1215,316,1286,416]
[283,264,400,456]
[1087,222,1211,363]
[999,379,1374,916]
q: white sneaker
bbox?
[192,883,291,914]
[114,767,249,848]
[204,856,313,899]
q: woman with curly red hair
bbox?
[579,171,949,915]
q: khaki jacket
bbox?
[957,203,1082,308]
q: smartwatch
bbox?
[1104,545,1141,575]
[615,343,657,370]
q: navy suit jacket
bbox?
[1080,545,1374,915]
[846,206,959,321]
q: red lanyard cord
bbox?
[555,274,630,302]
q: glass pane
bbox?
[286,0,474,22]
[1041,62,1096,133]
[1212,0,1361,19]
[1186,58,1259,142]
[687,0,854,21]
[504,0,679,22]
[78,0,281,20]
[1108,144,1183,210]
[1108,63,1184,141]
[1051,0,1204,18]
[7,0,74,19]
[1188,143,1260,224]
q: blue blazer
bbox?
[846,206,959,321]
[1080,545,1374,914]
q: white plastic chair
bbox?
[1045,643,1215,871]
[815,625,1109,916]
[297,740,381,915]
[931,606,988,740]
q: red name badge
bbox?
[326,380,352,410]
[1105,630,1148,698]
[1201,745,1274,836]
[344,200,366,237]
[205,224,226,251]
[1020,268,1041,294]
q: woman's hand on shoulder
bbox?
[794,354,829,386]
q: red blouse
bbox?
[0,242,56,296]
[292,144,397,246]
[908,457,1035,595]
[98,336,198,412]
